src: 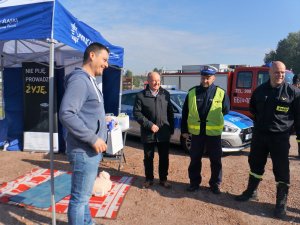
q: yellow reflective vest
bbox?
[187,87,225,136]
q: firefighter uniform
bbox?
[249,81,300,184]
[181,75,230,193]
[235,78,300,218]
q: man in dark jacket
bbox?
[293,74,300,157]
[181,67,230,194]
[133,71,174,189]
[235,61,300,219]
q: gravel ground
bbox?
[0,135,299,225]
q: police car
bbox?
[121,89,253,153]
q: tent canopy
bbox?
[0,0,124,68]
[0,0,125,150]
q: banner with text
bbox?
[23,62,58,152]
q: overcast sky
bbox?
[61,0,300,74]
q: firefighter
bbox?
[181,67,230,194]
[235,61,300,219]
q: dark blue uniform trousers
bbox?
[188,135,222,187]
[249,132,290,184]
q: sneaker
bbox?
[159,181,172,189]
[143,180,154,189]
[186,185,200,192]
[210,185,221,194]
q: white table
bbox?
[102,128,129,171]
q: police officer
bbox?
[292,74,300,157]
[181,67,230,194]
[235,61,300,219]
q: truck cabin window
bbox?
[257,71,294,87]
[257,71,269,86]
[236,72,252,88]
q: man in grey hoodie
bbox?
[59,42,109,225]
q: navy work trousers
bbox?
[188,134,222,187]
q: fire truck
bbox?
[161,64,294,117]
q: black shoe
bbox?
[274,182,289,219]
[235,190,258,201]
[274,207,286,219]
[210,185,221,194]
[159,180,172,189]
[143,180,154,189]
[186,185,200,192]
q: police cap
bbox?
[200,66,216,76]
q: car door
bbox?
[121,92,140,136]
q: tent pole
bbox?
[118,68,124,115]
[0,43,4,120]
[48,38,56,225]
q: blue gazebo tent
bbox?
[0,1,124,224]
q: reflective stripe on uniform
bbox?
[249,171,263,179]
[277,181,290,186]
[206,125,224,131]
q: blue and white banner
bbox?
[0,1,53,40]
[53,1,124,67]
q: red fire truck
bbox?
[161,65,294,117]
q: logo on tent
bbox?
[0,17,18,29]
[71,23,92,46]
[109,52,120,60]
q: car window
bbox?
[121,93,137,106]
[170,93,187,109]
[257,71,269,86]
[285,71,294,84]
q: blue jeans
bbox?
[67,150,102,225]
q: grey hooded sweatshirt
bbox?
[59,67,107,154]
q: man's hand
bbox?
[181,133,190,139]
[105,116,113,122]
[92,138,107,153]
[151,124,159,133]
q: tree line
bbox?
[264,30,300,75]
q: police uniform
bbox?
[235,79,300,218]
[181,68,230,193]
